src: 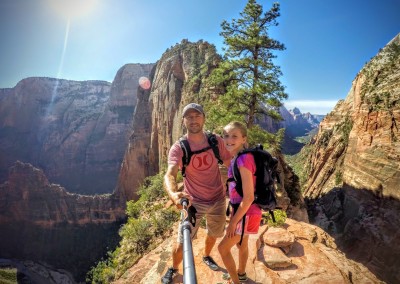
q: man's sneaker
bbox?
[202,256,219,271]
[161,267,178,284]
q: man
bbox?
[161,103,231,284]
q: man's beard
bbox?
[187,124,203,134]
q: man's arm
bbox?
[164,163,190,208]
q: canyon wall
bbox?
[0,161,125,281]
[0,63,154,195]
[303,33,400,283]
[115,40,223,201]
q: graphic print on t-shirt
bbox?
[191,152,213,171]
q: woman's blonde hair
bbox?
[223,121,247,138]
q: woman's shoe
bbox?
[222,272,248,283]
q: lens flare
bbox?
[47,0,97,20]
[139,77,151,90]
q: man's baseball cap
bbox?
[182,103,205,117]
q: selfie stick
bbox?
[180,197,197,284]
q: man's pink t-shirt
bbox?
[227,153,262,216]
[168,134,231,204]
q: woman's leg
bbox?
[218,234,241,284]
[236,235,249,275]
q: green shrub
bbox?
[120,218,152,254]
[87,173,179,283]
[335,171,343,186]
[335,116,353,144]
[317,129,333,148]
[285,143,314,189]
[262,209,286,227]
[86,257,115,284]
[0,268,17,284]
[151,207,179,237]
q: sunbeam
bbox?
[46,18,70,117]
[57,19,70,80]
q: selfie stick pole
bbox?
[180,197,197,284]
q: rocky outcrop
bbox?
[0,161,125,225]
[0,63,154,195]
[112,218,381,284]
[0,161,125,281]
[303,33,400,283]
[304,33,400,198]
[0,259,76,284]
[115,40,222,201]
[308,185,400,284]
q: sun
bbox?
[46,0,97,20]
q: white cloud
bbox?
[283,100,339,115]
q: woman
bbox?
[218,121,262,284]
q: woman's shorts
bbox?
[235,214,262,235]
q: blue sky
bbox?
[1,0,399,114]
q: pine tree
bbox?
[207,0,287,136]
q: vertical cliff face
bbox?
[86,63,154,197]
[303,33,400,283]
[0,161,125,282]
[304,34,400,198]
[115,66,157,203]
[0,77,114,194]
[116,40,222,201]
[0,63,154,195]
[343,46,400,198]
[0,161,125,225]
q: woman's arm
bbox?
[225,165,254,237]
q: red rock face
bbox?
[0,63,154,195]
[304,34,400,283]
[114,219,381,284]
[0,163,125,282]
[0,161,125,225]
[344,73,400,197]
[115,40,223,201]
[305,34,400,199]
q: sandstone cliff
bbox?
[0,161,125,225]
[115,40,223,201]
[113,218,382,284]
[303,33,400,283]
[0,63,154,195]
[0,161,125,281]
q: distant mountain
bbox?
[262,106,324,154]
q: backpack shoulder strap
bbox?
[179,136,191,177]
[228,149,250,197]
[205,130,223,165]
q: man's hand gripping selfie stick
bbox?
[180,197,197,284]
